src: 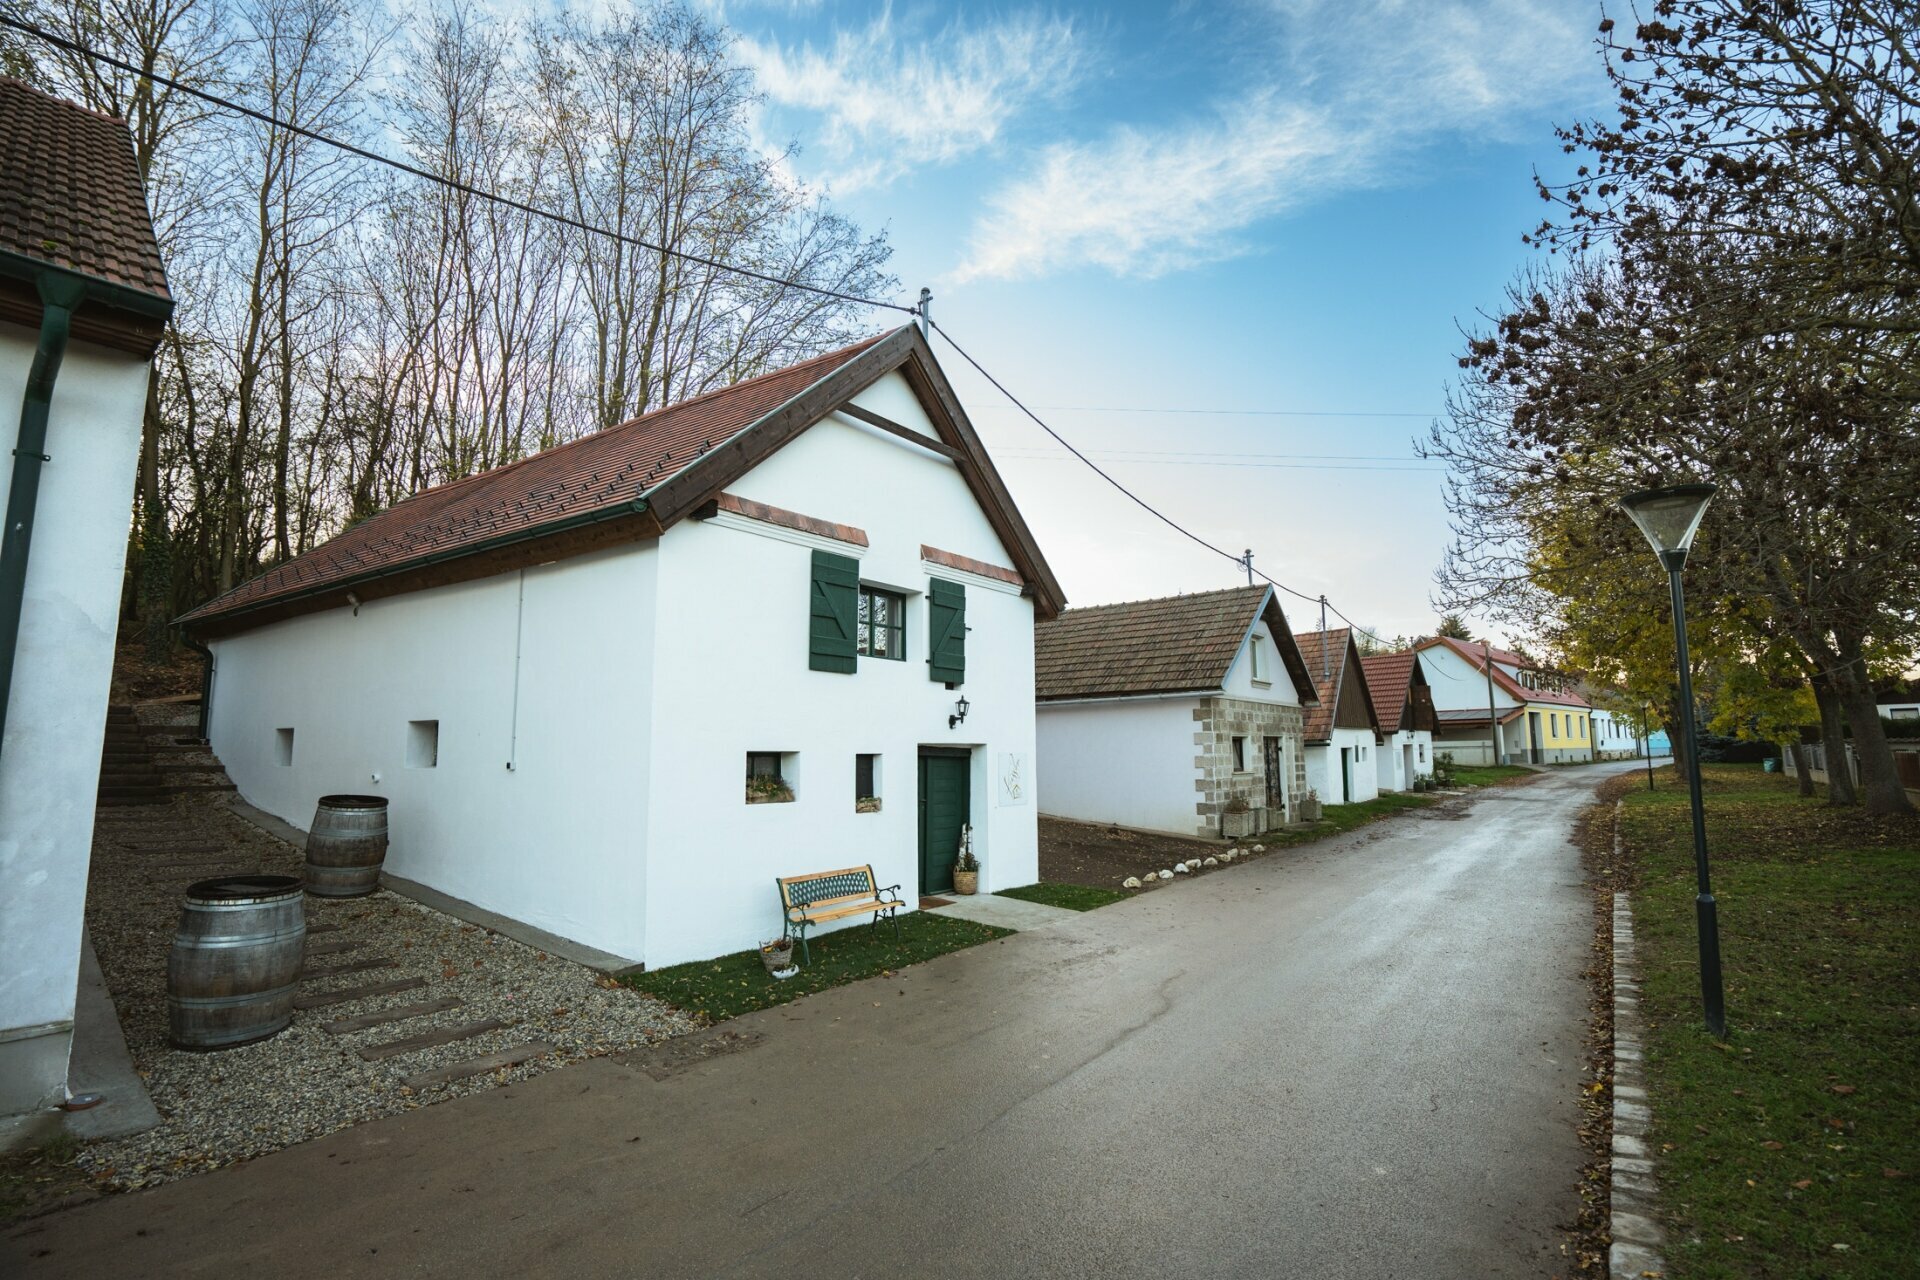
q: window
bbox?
[747,752,794,803]
[855,753,881,812]
[857,586,906,660]
[1550,713,1559,738]
[1418,743,1427,763]
[275,727,294,766]
[1232,736,1247,772]
[1579,718,1587,740]
[1249,635,1268,683]
[406,719,439,769]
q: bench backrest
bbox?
[778,864,878,910]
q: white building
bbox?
[1416,636,1595,765]
[1590,708,1644,760]
[1,81,173,1140]
[1034,585,1318,838]
[1293,629,1383,805]
[183,327,1065,969]
[1360,651,1438,791]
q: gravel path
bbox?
[80,708,695,1190]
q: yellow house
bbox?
[1415,637,1595,765]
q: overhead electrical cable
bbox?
[0,15,916,316]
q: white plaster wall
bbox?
[639,372,1041,967]
[1593,713,1640,756]
[1304,728,1381,805]
[1221,620,1302,704]
[0,326,148,1111]
[210,544,657,961]
[1036,697,1203,833]
[1375,729,1435,791]
[1419,645,1522,714]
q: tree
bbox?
[1434,615,1474,641]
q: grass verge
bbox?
[997,883,1126,911]
[623,913,1011,1023]
[0,1133,96,1224]
[1449,763,1538,787]
[1617,763,1919,1278]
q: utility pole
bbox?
[917,287,932,339]
[1242,549,1254,586]
[1483,639,1501,766]
[1318,595,1330,680]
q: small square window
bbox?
[747,752,794,803]
[1231,736,1247,772]
[858,587,906,660]
[275,727,294,766]
[855,753,881,812]
[407,719,439,769]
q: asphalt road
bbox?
[7,764,1629,1279]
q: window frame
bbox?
[857,584,907,662]
[1231,736,1248,772]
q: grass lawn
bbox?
[997,882,1126,911]
[623,912,1010,1023]
[1617,763,1919,1278]
[1449,763,1538,787]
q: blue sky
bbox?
[713,0,1613,644]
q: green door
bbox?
[918,750,971,895]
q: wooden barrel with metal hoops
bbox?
[304,794,390,898]
[167,875,306,1049]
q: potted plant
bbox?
[759,937,797,977]
[746,775,794,804]
[856,795,882,814]
[1221,792,1258,839]
[1297,789,1323,823]
[953,848,980,895]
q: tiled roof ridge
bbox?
[1054,583,1267,618]
[0,75,129,126]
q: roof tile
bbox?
[1035,585,1270,700]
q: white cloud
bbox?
[738,7,1086,191]
[957,0,1599,282]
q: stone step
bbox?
[401,1042,552,1091]
[303,937,362,958]
[98,796,170,807]
[168,781,238,794]
[119,842,223,853]
[321,997,465,1036]
[292,976,426,1011]
[299,957,395,981]
[358,1018,510,1063]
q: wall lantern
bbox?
[949,696,970,730]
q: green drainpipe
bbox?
[0,273,90,761]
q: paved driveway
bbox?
[7,765,1629,1279]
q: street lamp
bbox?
[1619,482,1726,1038]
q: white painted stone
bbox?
[1158,870,1174,881]
[1202,857,1219,868]
[1173,863,1191,875]
[1122,877,1142,890]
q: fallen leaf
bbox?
[1830,1084,1856,1095]
[1763,1141,1784,1150]
[1885,1168,1907,1179]
[1793,1180,1812,1189]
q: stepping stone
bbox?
[402,1042,552,1091]
[300,957,394,981]
[357,1018,510,1062]
[304,938,362,958]
[293,976,425,1011]
[322,997,465,1036]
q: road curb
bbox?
[1610,801,1668,1280]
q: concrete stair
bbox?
[97,704,238,807]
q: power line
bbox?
[0,15,915,317]
[978,404,1435,419]
[997,453,1443,474]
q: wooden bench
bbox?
[777,864,904,965]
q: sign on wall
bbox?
[997,752,1027,807]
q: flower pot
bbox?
[759,940,795,974]
[952,870,979,895]
[1221,808,1260,839]
[1298,797,1323,823]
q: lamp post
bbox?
[1619,482,1726,1038]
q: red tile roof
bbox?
[1360,651,1418,732]
[1416,635,1592,708]
[1294,628,1353,741]
[180,335,888,624]
[0,77,169,299]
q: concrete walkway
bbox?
[6,764,1634,1278]
[925,891,1081,930]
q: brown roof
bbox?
[1360,651,1418,732]
[0,78,169,299]
[1415,635,1592,709]
[182,326,1067,633]
[1294,628,1351,741]
[1034,584,1317,703]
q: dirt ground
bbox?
[1039,815,1248,887]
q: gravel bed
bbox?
[81,725,696,1190]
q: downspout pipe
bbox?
[0,272,86,762]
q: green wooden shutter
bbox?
[927,578,966,685]
[809,550,858,673]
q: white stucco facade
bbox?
[207,370,1041,969]
[0,325,150,1120]
[1304,728,1381,805]
[1374,728,1435,792]
[1591,710,1643,759]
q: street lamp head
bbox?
[1619,483,1717,570]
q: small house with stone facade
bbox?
[1033,585,1318,838]
[1360,650,1438,792]
[179,326,1065,969]
[1294,628,1384,805]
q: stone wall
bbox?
[1193,697,1308,837]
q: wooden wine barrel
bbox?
[305,794,390,898]
[167,875,306,1049]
